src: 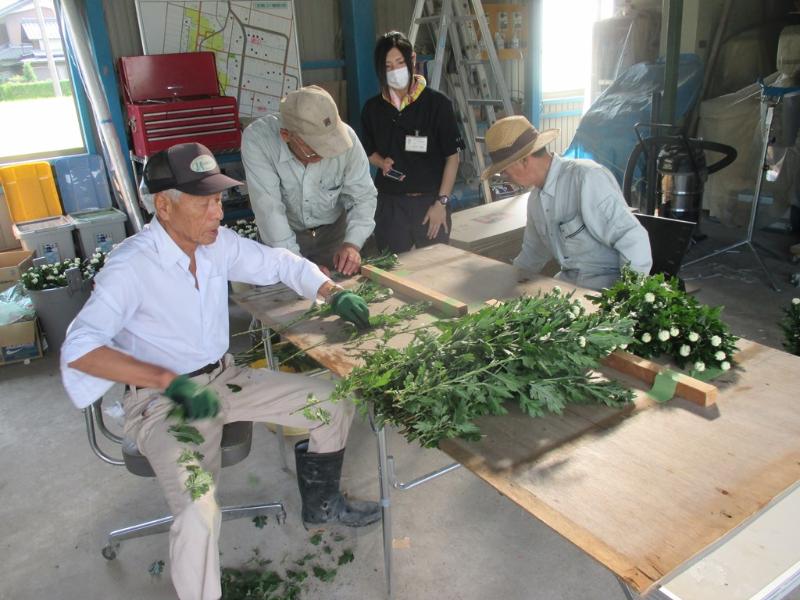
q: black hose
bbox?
[622,136,737,207]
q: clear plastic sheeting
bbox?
[563,54,704,187]
[0,283,34,327]
[698,72,800,228]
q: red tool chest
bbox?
[119,52,241,157]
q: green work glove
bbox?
[330,290,370,329]
[164,375,220,421]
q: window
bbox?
[0,0,84,162]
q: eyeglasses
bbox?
[289,135,320,160]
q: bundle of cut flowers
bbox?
[20,249,108,291]
[227,218,259,240]
[780,297,800,356]
[333,289,636,448]
[589,268,738,373]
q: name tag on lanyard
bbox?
[405,134,428,153]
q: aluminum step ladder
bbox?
[409,0,515,202]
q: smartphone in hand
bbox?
[385,168,406,181]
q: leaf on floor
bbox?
[252,515,268,529]
[312,565,337,582]
[148,559,165,577]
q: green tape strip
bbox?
[689,367,724,382]
[392,269,412,277]
[648,369,681,403]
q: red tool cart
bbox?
[119,52,242,157]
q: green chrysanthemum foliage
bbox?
[780,298,800,356]
[589,268,738,374]
[334,289,636,448]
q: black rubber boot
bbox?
[294,440,381,527]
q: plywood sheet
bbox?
[450,193,528,260]
[233,246,800,596]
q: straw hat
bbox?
[480,116,559,180]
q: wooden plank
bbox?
[602,350,718,407]
[361,264,469,317]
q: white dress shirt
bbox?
[241,115,377,255]
[60,218,329,409]
[513,154,652,290]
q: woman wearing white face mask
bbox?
[360,31,464,253]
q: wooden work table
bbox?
[233,244,800,596]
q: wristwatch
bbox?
[437,194,450,205]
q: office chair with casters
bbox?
[84,398,286,561]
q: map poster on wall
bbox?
[134,1,302,121]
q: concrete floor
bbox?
[1,219,799,600]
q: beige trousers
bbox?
[123,356,354,600]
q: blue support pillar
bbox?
[525,0,543,127]
[84,0,131,162]
[340,0,378,133]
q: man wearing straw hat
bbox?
[481,116,652,291]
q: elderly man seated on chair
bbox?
[60,142,380,600]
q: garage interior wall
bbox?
[94,1,795,129]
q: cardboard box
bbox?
[0,249,34,292]
[0,318,43,365]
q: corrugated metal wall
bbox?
[375,0,416,38]
[540,96,583,155]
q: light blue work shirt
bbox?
[513,154,652,291]
[241,115,377,255]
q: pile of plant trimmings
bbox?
[589,268,738,373]
[332,288,636,448]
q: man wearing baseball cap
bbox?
[481,116,652,291]
[242,85,377,277]
[60,142,380,600]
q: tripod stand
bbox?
[682,83,799,292]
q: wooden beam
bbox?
[484,299,717,407]
[361,265,469,317]
[602,350,717,407]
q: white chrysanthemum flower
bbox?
[658,330,670,342]
[694,361,706,372]
[629,311,637,318]
[710,335,722,347]
[669,327,679,337]
[572,305,581,316]
[644,292,655,303]
[641,332,652,343]
[552,286,561,294]
[714,351,726,361]
[578,336,586,348]
[688,332,700,342]
[679,345,691,357]
[792,298,800,305]
[566,311,576,320]
[721,361,731,371]
[619,343,628,350]
[386,289,394,296]
[539,333,551,341]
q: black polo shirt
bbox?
[360,87,464,195]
